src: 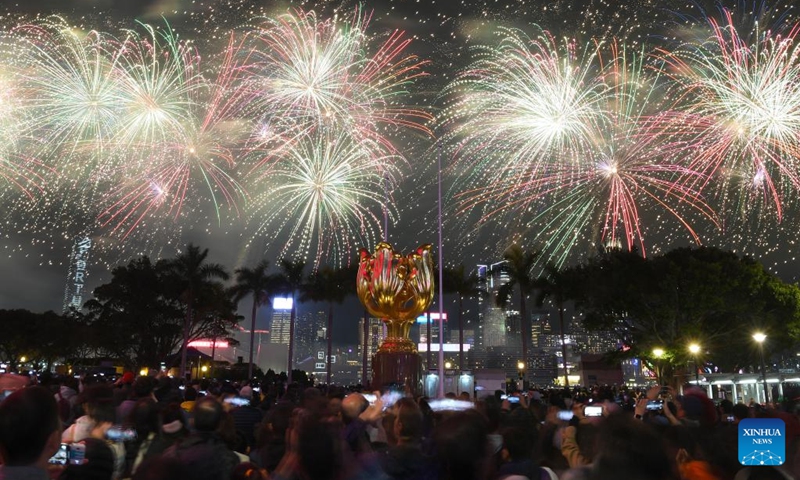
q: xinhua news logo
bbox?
[738,418,786,466]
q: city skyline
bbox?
[2,0,800,350]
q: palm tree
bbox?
[496,245,539,382]
[535,263,574,388]
[194,282,240,378]
[442,264,480,370]
[276,259,307,384]
[166,244,230,379]
[230,260,275,380]
[304,266,352,386]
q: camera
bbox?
[508,396,520,404]
[557,410,574,421]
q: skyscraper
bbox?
[474,261,519,370]
[63,236,91,313]
[296,309,326,364]
[269,297,293,345]
[416,312,447,344]
[358,316,386,383]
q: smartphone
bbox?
[646,400,663,411]
[48,443,69,465]
[380,390,404,409]
[584,405,603,417]
[224,397,250,407]
[727,415,735,422]
[105,426,137,442]
[508,396,520,404]
[362,393,377,405]
[557,410,574,421]
[500,394,508,400]
[252,387,261,393]
[69,442,86,465]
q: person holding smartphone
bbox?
[57,438,114,480]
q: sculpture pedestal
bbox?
[372,351,422,395]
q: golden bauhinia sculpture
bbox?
[357,242,435,354]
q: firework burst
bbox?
[439,26,612,194]
[239,8,431,163]
[443,33,717,268]
[249,128,399,265]
[653,7,800,223]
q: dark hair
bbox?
[296,416,344,480]
[193,397,223,432]
[133,455,187,480]
[183,386,198,402]
[83,384,116,424]
[129,398,160,438]
[0,386,61,465]
[501,426,532,461]
[132,376,156,399]
[732,403,750,421]
[58,438,114,480]
[434,410,490,480]
[395,397,424,441]
[589,415,674,480]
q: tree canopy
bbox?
[565,246,800,378]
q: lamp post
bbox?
[753,332,769,404]
[517,360,525,390]
[688,343,700,386]
[653,348,664,385]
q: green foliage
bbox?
[0,309,73,370]
[565,246,800,374]
[85,252,238,370]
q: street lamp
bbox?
[753,332,769,404]
[653,348,665,385]
[688,343,700,385]
[517,361,525,389]
[445,361,452,370]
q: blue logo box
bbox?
[739,418,786,466]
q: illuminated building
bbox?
[63,236,92,312]
[268,297,293,345]
[358,317,386,383]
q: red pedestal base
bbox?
[372,351,422,395]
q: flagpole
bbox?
[437,144,445,398]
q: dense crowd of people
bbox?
[1,372,798,480]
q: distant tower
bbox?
[63,236,92,313]
[296,309,326,364]
[269,297,293,345]
[358,317,387,384]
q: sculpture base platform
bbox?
[372,351,422,395]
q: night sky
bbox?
[2,0,800,345]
